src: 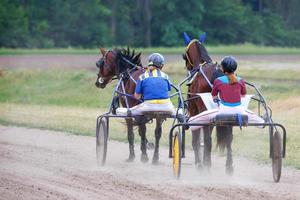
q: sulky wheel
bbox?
[96,117,108,166]
[173,131,182,178]
[272,131,282,182]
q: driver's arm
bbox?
[134,77,143,100]
[134,93,142,100]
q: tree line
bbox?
[1,0,300,48]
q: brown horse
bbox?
[95,47,164,164]
[183,33,234,174]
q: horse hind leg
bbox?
[152,118,163,165]
[225,127,234,175]
[139,122,148,163]
[216,126,234,174]
[126,119,135,162]
[203,126,212,169]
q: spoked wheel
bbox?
[272,131,282,182]
[173,131,182,178]
[96,117,108,166]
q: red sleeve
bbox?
[211,79,221,96]
[240,79,247,95]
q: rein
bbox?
[101,49,143,84]
[199,63,213,89]
[185,40,215,89]
[119,56,144,84]
[186,62,213,89]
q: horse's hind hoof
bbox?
[196,163,203,171]
[203,160,212,169]
[141,154,149,163]
[152,158,159,165]
[226,166,234,176]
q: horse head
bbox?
[95,48,118,88]
[182,32,224,108]
[182,32,212,71]
[95,47,141,89]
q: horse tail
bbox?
[216,126,232,152]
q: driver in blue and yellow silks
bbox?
[130,53,175,115]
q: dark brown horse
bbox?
[183,33,234,174]
[95,47,163,164]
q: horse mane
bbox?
[196,41,212,63]
[115,47,141,74]
[182,40,213,65]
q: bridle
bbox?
[97,50,116,75]
[185,40,213,89]
[184,39,207,69]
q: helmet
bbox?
[221,56,237,73]
[148,53,165,68]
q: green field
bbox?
[2,44,300,55]
[0,60,300,169]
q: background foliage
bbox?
[1,0,300,48]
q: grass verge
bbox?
[0,101,299,169]
[0,67,299,169]
[1,44,300,55]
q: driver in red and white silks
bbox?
[189,56,264,131]
[131,53,175,115]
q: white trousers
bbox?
[130,101,176,116]
[188,105,265,131]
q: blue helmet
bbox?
[148,53,165,68]
[221,56,237,73]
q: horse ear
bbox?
[183,32,191,45]
[199,32,206,43]
[100,48,106,56]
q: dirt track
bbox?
[1,126,299,200]
[1,54,300,70]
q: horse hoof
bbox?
[203,161,212,169]
[141,154,149,163]
[196,163,204,170]
[126,155,135,162]
[226,166,234,176]
[152,158,159,165]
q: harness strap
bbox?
[237,113,243,130]
[119,55,145,85]
[198,63,213,89]
[186,70,198,86]
[186,61,213,89]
